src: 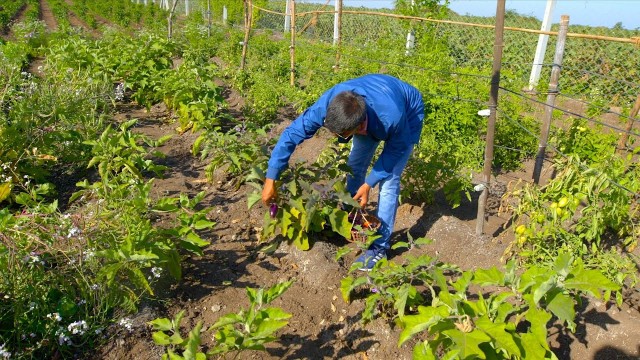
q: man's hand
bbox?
[353,183,371,208]
[262,178,277,205]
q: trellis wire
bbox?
[498,108,639,200]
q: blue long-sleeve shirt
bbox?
[266,74,425,187]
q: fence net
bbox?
[247,0,640,154]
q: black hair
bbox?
[324,91,366,134]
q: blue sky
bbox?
[321,0,640,29]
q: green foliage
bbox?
[503,155,639,301]
[248,143,358,250]
[150,281,293,359]
[160,63,226,133]
[342,252,619,359]
[195,123,273,188]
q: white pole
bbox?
[405,0,415,55]
[223,5,228,25]
[528,0,557,91]
[284,0,291,32]
[333,0,341,45]
[185,0,189,15]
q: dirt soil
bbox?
[90,86,640,360]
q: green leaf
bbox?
[413,341,437,360]
[442,328,491,359]
[472,267,504,286]
[340,276,368,303]
[564,263,620,298]
[475,316,521,357]
[328,208,351,240]
[193,219,216,230]
[395,283,411,318]
[520,333,548,359]
[247,191,262,209]
[264,281,294,304]
[183,322,203,360]
[166,349,184,360]
[253,318,290,338]
[149,318,173,331]
[533,276,557,305]
[209,313,243,330]
[128,267,153,295]
[152,331,172,345]
[545,289,576,331]
[434,269,453,308]
[398,305,450,346]
[553,252,573,277]
[525,306,552,350]
[183,231,210,247]
[261,307,293,321]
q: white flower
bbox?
[0,343,10,359]
[118,318,134,332]
[68,320,88,335]
[77,299,86,306]
[114,83,125,101]
[58,333,71,346]
[47,313,62,322]
[90,284,99,291]
[84,250,95,261]
[151,267,162,278]
[29,302,36,310]
[67,227,81,238]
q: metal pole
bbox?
[333,0,341,45]
[475,0,506,236]
[405,0,415,55]
[528,0,556,91]
[223,5,228,26]
[207,0,211,36]
[533,15,570,184]
[284,0,291,32]
[334,0,342,70]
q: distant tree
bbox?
[395,0,449,19]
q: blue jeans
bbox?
[346,135,414,250]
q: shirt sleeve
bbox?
[265,92,332,180]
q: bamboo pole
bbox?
[616,94,640,153]
[240,0,252,71]
[289,0,296,86]
[167,0,180,39]
[533,15,570,184]
[475,0,506,236]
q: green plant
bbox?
[150,281,293,359]
[194,123,273,188]
[342,251,619,359]
[502,155,639,300]
[248,156,358,250]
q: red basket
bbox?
[347,210,381,243]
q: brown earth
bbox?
[91,86,640,360]
[39,0,58,31]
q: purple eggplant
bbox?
[269,203,278,218]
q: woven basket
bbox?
[347,210,381,243]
